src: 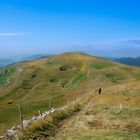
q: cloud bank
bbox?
[0,32,30,36]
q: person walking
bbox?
[98,86,102,94]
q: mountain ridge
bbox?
[115,56,140,67]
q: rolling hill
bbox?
[0,52,140,138]
[0,59,14,67]
[20,54,53,61]
[0,54,52,68]
[115,56,140,67]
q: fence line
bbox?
[3,90,97,139]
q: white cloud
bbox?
[0,32,30,36]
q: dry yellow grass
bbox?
[51,89,140,140]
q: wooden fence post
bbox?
[19,105,23,130]
[49,97,52,110]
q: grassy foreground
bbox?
[15,87,140,140]
[51,92,140,140]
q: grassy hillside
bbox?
[0,52,140,136]
[51,90,140,140]
[19,82,140,140]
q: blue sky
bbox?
[0,0,140,57]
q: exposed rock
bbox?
[0,136,4,139]
[59,66,67,71]
[31,74,36,78]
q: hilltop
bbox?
[0,52,140,138]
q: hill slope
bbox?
[51,82,140,140]
[0,52,140,136]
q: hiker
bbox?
[98,86,102,94]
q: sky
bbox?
[0,0,140,57]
